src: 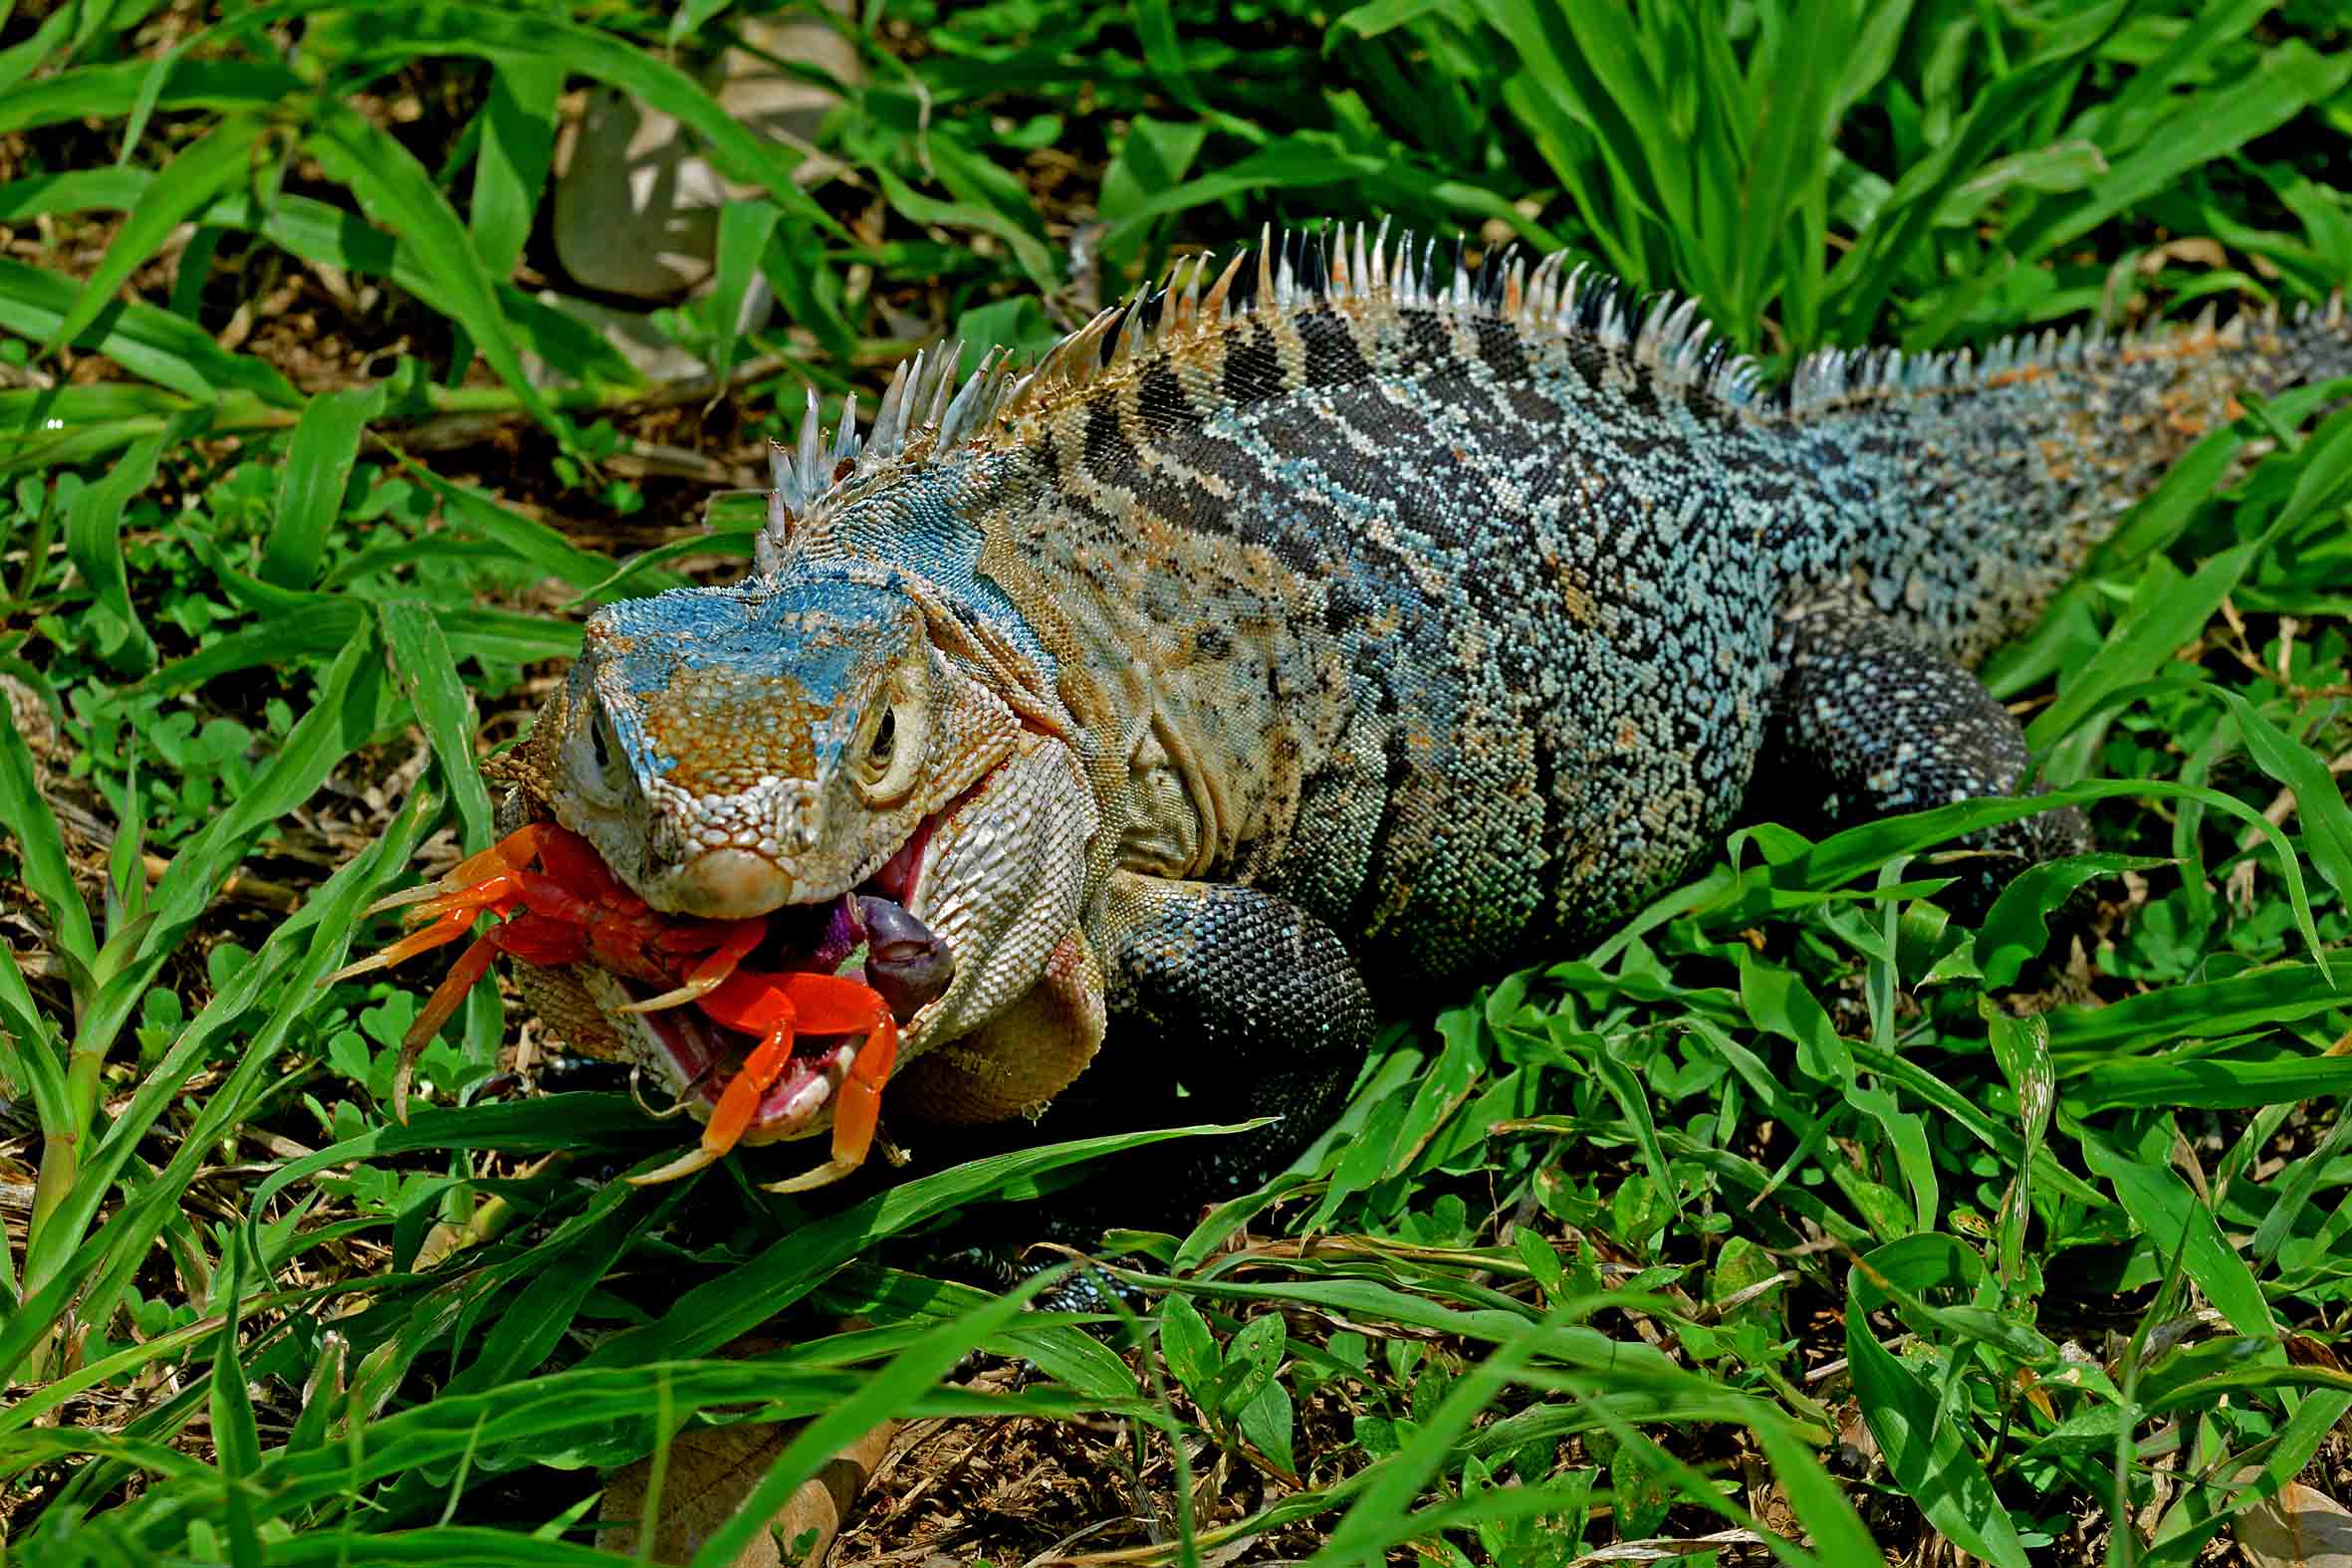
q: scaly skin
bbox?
[492,222,2352,1190]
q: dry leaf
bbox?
[2236,1480,2352,1568]
[598,1419,897,1567]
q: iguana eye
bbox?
[595,710,629,785]
[852,662,925,806]
[575,704,633,806]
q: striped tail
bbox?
[1785,296,2352,664]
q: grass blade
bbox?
[2221,691,2352,905]
[708,199,783,387]
[2069,1055,2352,1113]
[207,1241,263,1568]
[2081,1123,2274,1336]
[0,256,300,405]
[0,56,302,138]
[0,696,96,964]
[1130,0,1203,112]
[0,166,155,221]
[261,384,385,590]
[1844,1257,2030,1568]
[135,601,368,695]
[395,459,646,594]
[257,1526,630,1565]
[469,55,559,281]
[62,432,165,676]
[302,105,563,442]
[685,1270,1066,1568]
[45,115,267,354]
[375,599,494,849]
[2045,955,2352,1056]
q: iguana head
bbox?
[549,566,1005,920]
[513,560,1103,1163]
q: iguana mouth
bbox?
[548,805,955,1147]
[588,967,852,1139]
[348,749,1013,1189]
[599,903,947,1145]
[333,795,953,1190]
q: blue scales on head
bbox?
[767,353,1058,685]
[548,566,971,920]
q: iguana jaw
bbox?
[880,729,1106,1119]
[549,571,1022,926]
[644,728,1101,1144]
[538,791,964,1150]
[519,729,1098,1154]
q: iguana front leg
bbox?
[1072,871,1375,1197]
[900,870,1371,1202]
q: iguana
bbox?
[452,221,2348,1194]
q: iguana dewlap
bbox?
[493,223,2352,1189]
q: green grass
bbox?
[3,0,2352,1562]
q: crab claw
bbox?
[761,1002,899,1196]
[857,896,953,1020]
[627,1025,798,1187]
[619,918,766,1014]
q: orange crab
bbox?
[326,820,898,1191]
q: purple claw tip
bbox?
[856,894,954,1020]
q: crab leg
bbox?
[329,820,563,985]
[362,821,562,916]
[625,1025,798,1186]
[389,930,503,1122]
[400,872,523,926]
[404,930,502,1047]
[625,968,806,1185]
[763,1003,898,1196]
[323,905,487,985]
[828,1013,899,1163]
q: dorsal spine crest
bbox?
[760,217,2338,559]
